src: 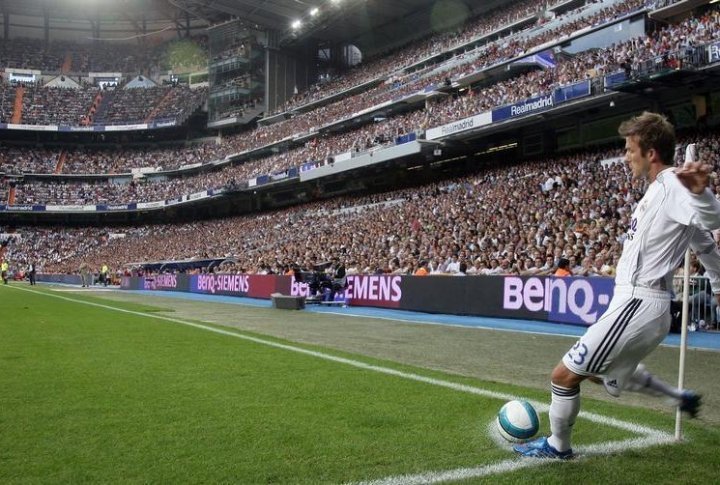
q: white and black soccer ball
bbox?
[496,400,540,442]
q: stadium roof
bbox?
[0,0,506,51]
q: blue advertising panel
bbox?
[553,80,591,104]
[492,94,555,122]
[0,205,47,212]
[395,132,417,145]
[96,203,137,211]
[604,71,627,89]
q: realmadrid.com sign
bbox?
[502,276,613,325]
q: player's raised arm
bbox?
[677,162,720,230]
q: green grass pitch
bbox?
[1,285,719,484]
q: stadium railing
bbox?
[673,276,716,331]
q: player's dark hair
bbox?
[618,111,676,166]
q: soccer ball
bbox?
[496,400,540,442]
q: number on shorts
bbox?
[567,341,589,366]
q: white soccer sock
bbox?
[547,383,580,452]
[624,364,682,399]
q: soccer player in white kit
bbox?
[515,112,720,459]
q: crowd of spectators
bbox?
[270,0,650,115]
[93,85,206,125]
[5,106,427,204]
[22,84,98,126]
[212,0,712,162]
[11,84,206,127]
[1,1,707,133]
[0,146,58,174]
[4,129,720,280]
[61,143,221,174]
[272,0,554,114]
[0,38,67,71]
[12,172,229,206]
[0,80,17,123]
[1,3,717,203]
[0,36,207,75]
[95,88,164,125]
[1,3,719,211]
[3,87,426,178]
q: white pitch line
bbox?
[354,457,544,485]
[355,434,674,485]
[5,285,677,483]
[50,288,118,292]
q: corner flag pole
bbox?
[675,248,691,442]
[676,143,697,441]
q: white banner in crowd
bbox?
[425,112,492,140]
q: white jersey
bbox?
[615,167,720,293]
[562,166,720,392]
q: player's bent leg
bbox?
[515,362,583,459]
[547,362,584,453]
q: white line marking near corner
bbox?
[354,434,673,485]
[5,285,677,483]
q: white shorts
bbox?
[562,286,671,396]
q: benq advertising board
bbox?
[502,276,614,326]
[121,275,190,291]
[142,274,181,291]
[192,273,251,296]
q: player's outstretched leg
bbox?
[623,364,702,418]
[679,390,702,418]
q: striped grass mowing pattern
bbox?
[0,285,717,484]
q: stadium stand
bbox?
[4,127,720,277]
[1,0,719,292]
[9,84,207,127]
[0,146,59,175]
[267,0,645,116]
[0,80,18,123]
[0,0,641,132]
[0,37,207,76]
[21,84,98,126]
[3,2,719,207]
